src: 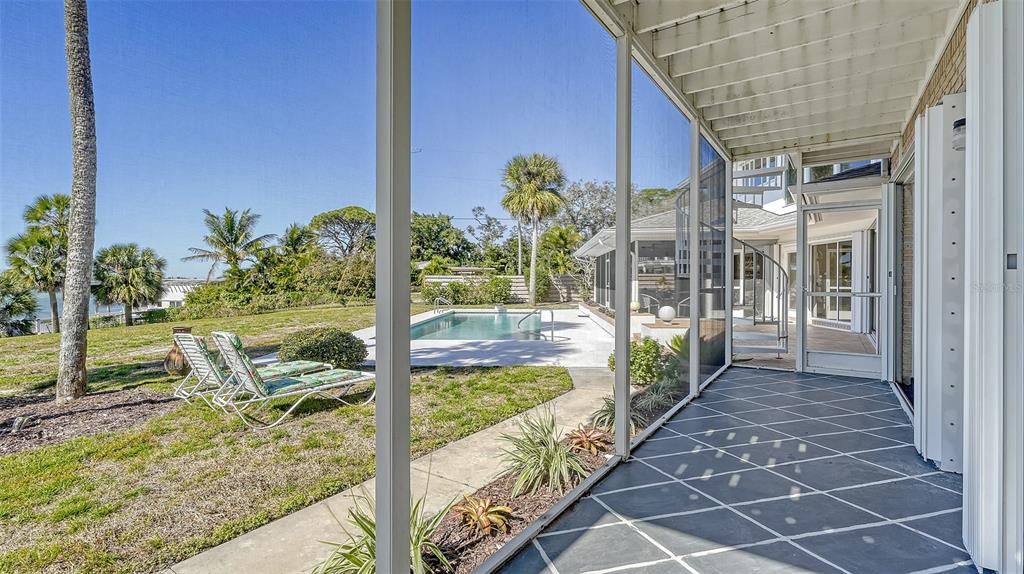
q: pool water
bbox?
[410,312,544,341]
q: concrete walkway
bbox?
[166,368,612,574]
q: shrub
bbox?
[452,495,513,537]
[314,494,451,574]
[481,276,513,304]
[278,328,368,369]
[607,337,667,385]
[589,396,648,434]
[501,409,586,496]
[566,425,612,455]
[634,377,678,414]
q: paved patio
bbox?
[734,321,878,371]
[501,368,972,574]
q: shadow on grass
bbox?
[25,361,177,395]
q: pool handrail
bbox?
[433,297,452,314]
[516,308,555,340]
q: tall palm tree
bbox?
[277,223,316,259]
[501,153,567,305]
[0,272,38,338]
[183,208,275,280]
[24,194,72,241]
[92,244,166,327]
[58,0,98,402]
[6,230,66,333]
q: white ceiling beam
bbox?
[732,165,786,179]
[677,32,941,92]
[731,128,899,158]
[653,0,859,58]
[716,100,911,138]
[801,142,894,166]
[692,59,928,108]
[634,0,737,33]
[703,79,921,121]
[662,2,954,68]
[726,115,905,148]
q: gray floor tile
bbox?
[698,398,766,414]
[827,397,901,413]
[724,438,835,467]
[864,424,914,443]
[614,560,691,573]
[770,455,903,490]
[781,402,860,419]
[865,409,910,424]
[726,408,807,425]
[636,507,775,556]
[766,419,852,438]
[665,404,722,421]
[592,460,674,494]
[704,386,777,400]
[645,449,755,480]
[804,430,901,453]
[537,524,669,574]
[821,375,878,384]
[851,445,939,476]
[751,382,818,394]
[818,413,902,432]
[746,393,816,408]
[904,509,965,549]
[786,389,859,402]
[547,498,621,533]
[796,523,972,574]
[827,383,892,398]
[597,482,717,520]
[740,492,879,536]
[664,414,752,435]
[690,425,791,448]
[633,435,706,459]
[920,471,963,492]
[498,543,551,574]
[684,541,844,574]
[687,468,810,504]
[831,478,961,519]
[646,427,683,441]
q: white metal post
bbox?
[725,160,733,366]
[689,121,701,396]
[375,1,411,571]
[613,29,632,456]
[793,151,805,372]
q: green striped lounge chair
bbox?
[171,332,332,410]
[210,331,376,429]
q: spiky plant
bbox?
[314,494,452,574]
[501,409,586,496]
[566,425,613,455]
[589,396,648,434]
[452,495,514,536]
[634,378,678,414]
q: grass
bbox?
[0,365,572,574]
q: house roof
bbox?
[811,162,882,183]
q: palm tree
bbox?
[58,0,98,402]
[183,208,275,281]
[92,244,166,327]
[24,194,72,241]
[0,272,38,337]
[6,230,66,332]
[277,223,316,259]
[501,153,567,305]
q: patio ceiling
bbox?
[585,0,966,162]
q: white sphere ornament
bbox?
[629,301,641,312]
[658,305,676,322]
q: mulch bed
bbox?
[431,451,606,574]
[0,388,179,455]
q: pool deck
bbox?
[353,308,615,368]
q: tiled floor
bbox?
[500,368,972,574]
[733,322,877,370]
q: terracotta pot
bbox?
[164,326,192,376]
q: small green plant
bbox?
[634,378,677,414]
[278,327,368,369]
[589,396,647,434]
[566,425,613,455]
[607,337,666,385]
[501,409,586,496]
[452,494,513,536]
[481,276,513,304]
[314,494,452,574]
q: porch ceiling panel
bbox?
[595,0,965,160]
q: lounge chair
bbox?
[210,331,376,429]
[171,332,332,410]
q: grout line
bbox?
[906,559,975,574]
[532,538,560,574]
[587,495,694,572]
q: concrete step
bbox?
[734,345,788,355]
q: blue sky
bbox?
[1,0,690,277]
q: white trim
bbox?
[689,121,701,398]
[613,28,632,456]
[794,152,806,372]
[725,161,734,366]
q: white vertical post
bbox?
[793,151,805,372]
[725,160,733,366]
[689,121,701,396]
[613,29,632,456]
[375,1,411,571]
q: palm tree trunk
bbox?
[123,304,133,327]
[528,217,539,305]
[57,0,97,402]
[48,290,61,333]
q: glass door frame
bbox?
[796,198,892,379]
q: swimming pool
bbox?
[410,312,544,341]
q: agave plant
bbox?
[501,409,587,496]
[589,396,648,434]
[453,494,514,536]
[566,425,613,455]
[314,493,452,574]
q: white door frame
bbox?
[797,197,892,380]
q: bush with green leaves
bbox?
[589,396,648,435]
[501,408,586,496]
[480,275,514,304]
[278,327,368,369]
[607,337,667,385]
[314,494,452,574]
[421,276,515,306]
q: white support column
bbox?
[725,160,733,366]
[793,151,805,372]
[613,29,632,456]
[375,1,411,571]
[689,120,701,396]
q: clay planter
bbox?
[164,326,192,376]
